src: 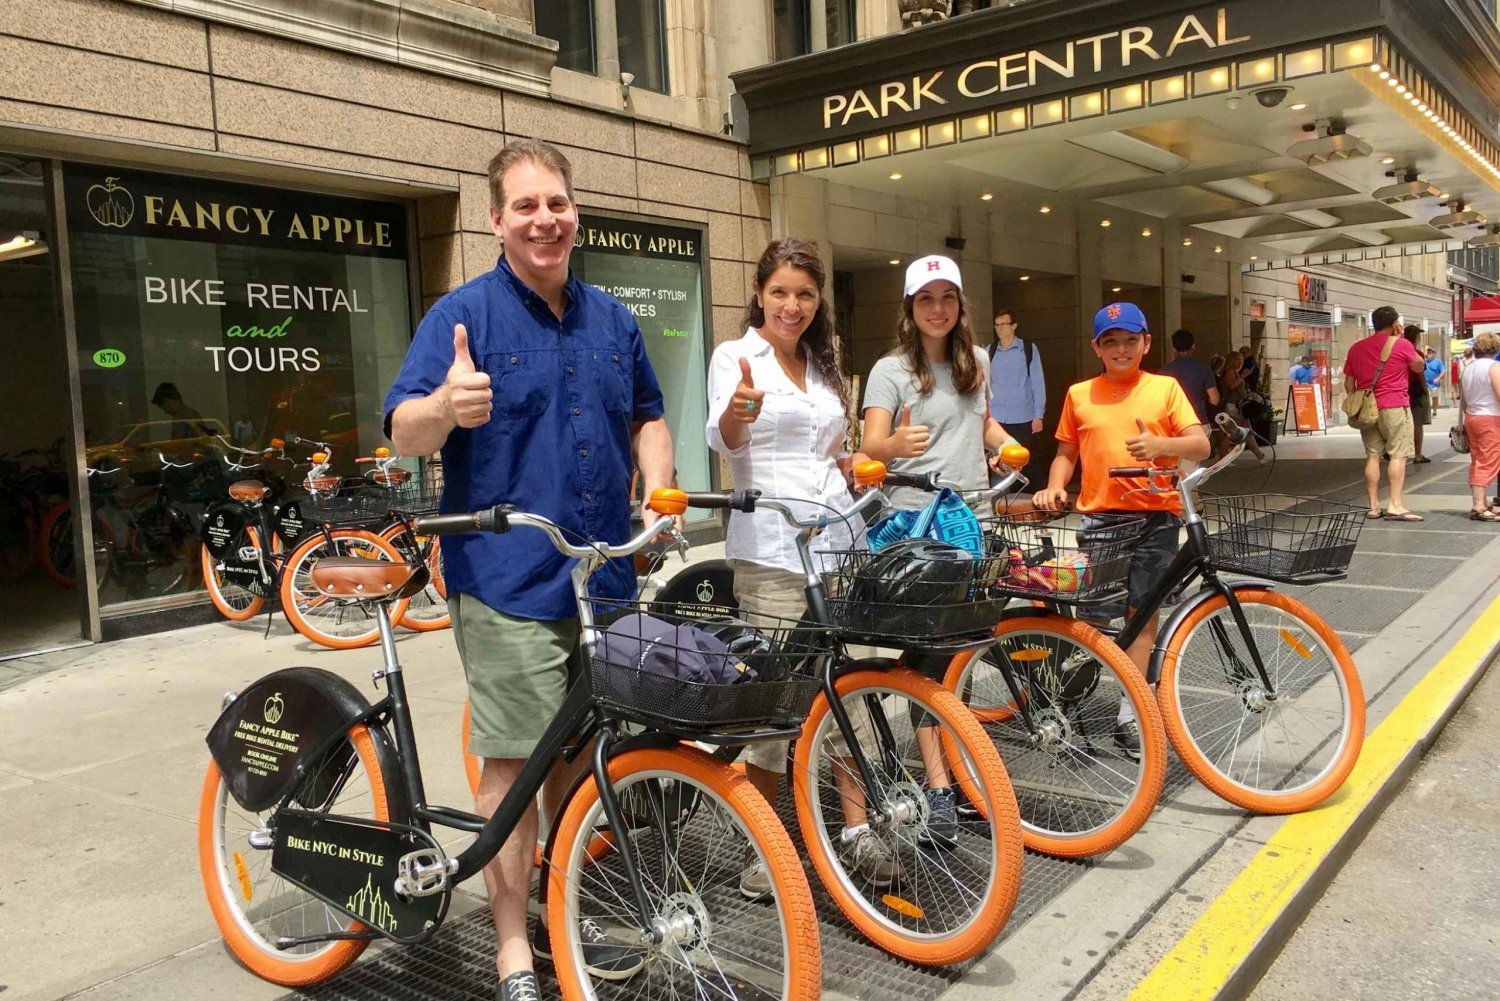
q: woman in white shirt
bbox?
[1459,331,1500,521]
[706,238,894,898]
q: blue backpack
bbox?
[866,487,984,558]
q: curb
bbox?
[1128,593,1500,1001]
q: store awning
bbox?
[1466,294,1500,323]
[731,0,1500,270]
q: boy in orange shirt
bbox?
[1034,303,1211,757]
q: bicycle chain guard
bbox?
[272,809,448,946]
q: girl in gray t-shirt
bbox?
[861,256,1016,509]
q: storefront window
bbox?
[62,165,411,609]
[571,214,712,519]
[1289,321,1334,417]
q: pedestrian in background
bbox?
[1459,331,1500,521]
[1344,305,1425,521]
[1425,346,1445,407]
[987,306,1046,486]
[1238,344,1261,394]
[1291,355,1315,385]
[1159,329,1220,468]
[1404,324,1433,463]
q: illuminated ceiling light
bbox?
[1100,219,1112,227]
[1380,156,1396,164]
[1182,237,1194,246]
[889,172,903,180]
[1286,123,1373,164]
[1214,245,1224,253]
[1019,274,1031,281]
[980,191,994,201]
[889,258,900,265]
[1111,286,1122,292]
[1141,227,1152,237]
[1370,61,1382,71]
[1438,191,1449,199]
[1039,205,1052,214]
[1010,109,1028,127]
[1250,255,1259,260]
[1372,172,1442,203]
[1290,102,1308,111]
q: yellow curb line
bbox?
[1128,592,1500,1001]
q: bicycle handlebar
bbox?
[414,505,682,562]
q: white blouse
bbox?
[706,327,861,574]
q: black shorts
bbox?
[1078,511,1183,621]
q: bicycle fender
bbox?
[206,666,381,813]
[1148,581,1274,684]
[648,558,739,614]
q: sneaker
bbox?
[498,971,541,1001]
[740,853,773,901]
[921,787,957,847]
[839,827,897,887]
[532,917,645,981]
[1114,719,1142,761]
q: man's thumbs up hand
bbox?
[443,323,493,429]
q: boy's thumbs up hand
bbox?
[442,323,493,429]
[1126,417,1168,461]
[727,356,765,425]
[890,403,931,458]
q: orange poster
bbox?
[1289,385,1325,432]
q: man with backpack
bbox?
[988,307,1046,486]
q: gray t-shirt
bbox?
[863,347,990,510]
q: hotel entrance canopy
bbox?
[731,0,1500,270]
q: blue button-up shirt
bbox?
[988,338,1046,423]
[383,257,664,621]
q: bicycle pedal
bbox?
[395,848,455,897]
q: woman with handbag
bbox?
[1458,331,1500,521]
[1404,324,1433,463]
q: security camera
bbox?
[1251,86,1292,109]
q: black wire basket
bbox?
[587,600,828,735]
[367,463,443,517]
[819,539,1012,643]
[981,512,1146,605]
[1202,493,1363,582]
[300,478,391,528]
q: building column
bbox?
[1162,218,1184,357]
[595,0,621,83]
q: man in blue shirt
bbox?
[1159,329,1221,425]
[1424,347,1445,405]
[987,307,1045,484]
[385,140,673,1000]
[1291,355,1315,385]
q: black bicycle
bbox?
[197,502,823,999]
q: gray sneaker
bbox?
[839,828,897,887]
[922,787,957,847]
[1114,719,1142,761]
[739,853,773,901]
[498,971,540,1001]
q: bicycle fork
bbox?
[1202,578,1278,703]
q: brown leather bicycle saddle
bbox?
[309,557,430,602]
[228,480,270,503]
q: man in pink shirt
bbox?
[1343,305,1426,521]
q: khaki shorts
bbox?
[731,560,875,775]
[1358,406,1415,459]
[452,592,583,759]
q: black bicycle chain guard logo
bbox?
[272,810,447,945]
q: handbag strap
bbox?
[1364,334,1398,393]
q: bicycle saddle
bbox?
[309,557,430,602]
[228,480,270,503]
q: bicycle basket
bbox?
[983,512,1146,605]
[300,478,390,528]
[819,537,1011,643]
[369,464,442,516]
[1201,493,1363,582]
[587,599,826,736]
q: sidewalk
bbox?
[1,431,1497,1001]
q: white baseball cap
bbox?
[904,255,964,297]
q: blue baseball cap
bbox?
[1093,302,1148,340]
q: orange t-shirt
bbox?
[1054,371,1202,513]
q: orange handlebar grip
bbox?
[648,487,688,516]
[374,446,391,458]
[312,451,328,463]
[270,438,285,449]
[999,443,1031,469]
[853,459,887,486]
